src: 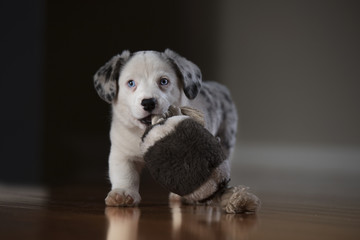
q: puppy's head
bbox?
[94,49,202,129]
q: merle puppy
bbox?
[93,49,237,206]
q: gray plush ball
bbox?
[141,114,229,201]
[140,107,261,213]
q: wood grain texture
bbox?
[1,164,359,240]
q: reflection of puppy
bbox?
[141,106,261,213]
[170,201,258,240]
[94,49,238,207]
[105,203,258,240]
[105,207,140,240]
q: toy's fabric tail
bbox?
[220,186,261,214]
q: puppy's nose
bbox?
[141,98,157,112]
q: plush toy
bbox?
[140,106,261,214]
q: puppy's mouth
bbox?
[139,115,152,126]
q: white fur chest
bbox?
[109,116,144,161]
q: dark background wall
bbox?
[0,0,220,184]
[1,0,45,183]
[1,0,359,185]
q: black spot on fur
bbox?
[187,72,192,79]
[196,70,201,79]
[184,85,199,99]
[106,93,113,102]
[112,57,123,81]
[221,138,232,152]
[223,91,232,104]
[94,83,102,91]
[200,87,212,103]
[104,66,113,81]
[144,119,226,196]
[196,81,201,89]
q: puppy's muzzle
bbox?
[141,98,157,112]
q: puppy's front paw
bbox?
[105,189,141,207]
[169,192,182,202]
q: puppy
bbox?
[94,49,238,207]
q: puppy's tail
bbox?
[220,185,261,214]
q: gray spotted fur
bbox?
[192,81,238,158]
[93,50,131,103]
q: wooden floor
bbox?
[0,144,360,240]
[1,155,360,240]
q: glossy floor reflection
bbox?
[3,147,360,240]
[1,180,359,240]
[105,201,258,240]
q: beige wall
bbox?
[216,1,360,147]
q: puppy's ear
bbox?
[163,49,202,99]
[93,50,131,103]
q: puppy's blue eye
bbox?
[160,78,169,86]
[128,80,136,88]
